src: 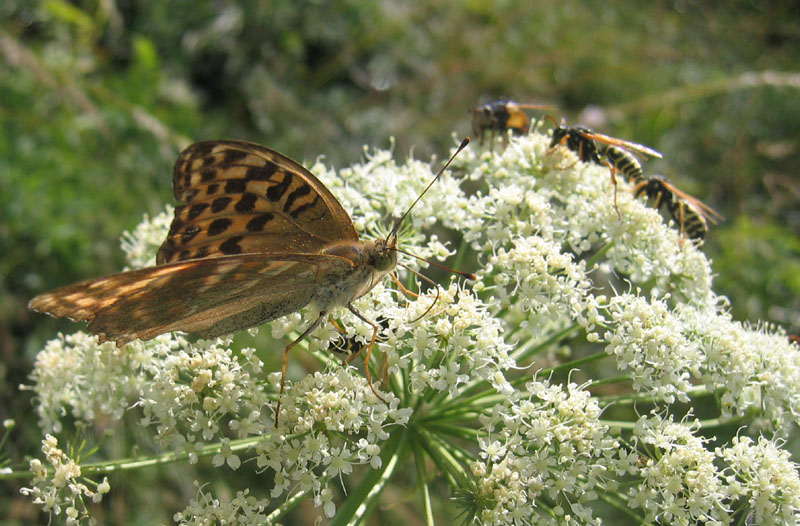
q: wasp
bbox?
[633,175,722,241]
[548,119,662,214]
[470,100,554,145]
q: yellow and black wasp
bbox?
[547,119,663,214]
[633,175,722,241]
[470,100,554,145]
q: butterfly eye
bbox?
[373,251,395,272]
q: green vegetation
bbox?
[2,1,799,523]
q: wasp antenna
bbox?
[387,137,470,241]
[394,246,477,281]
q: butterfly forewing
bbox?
[29,254,334,346]
[158,140,358,264]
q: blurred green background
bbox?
[2,1,799,523]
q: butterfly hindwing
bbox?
[28,254,346,346]
[157,140,359,264]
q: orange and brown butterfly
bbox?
[29,138,472,419]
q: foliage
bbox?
[2,0,800,523]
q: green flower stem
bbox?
[425,422,482,443]
[601,419,641,430]
[416,427,473,489]
[266,487,313,523]
[586,239,617,268]
[597,488,652,525]
[508,350,610,390]
[512,322,580,365]
[450,233,471,276]
[595,384,713,406]
[696,414,752,430]
[387,367,407,403]
[330,428,407,526]
[412,436,435,526]
[433,390,508,416]
[1,434,261,481]
[588,375,633,388]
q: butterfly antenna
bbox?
[394,246,477,281]
[397,261,441,323]
[387,137,470,242]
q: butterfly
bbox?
[29,138,470,420]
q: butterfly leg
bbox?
[328,315,347,334]
[346,304,387,403]
[391,272,419,299]
[274,311,328,427]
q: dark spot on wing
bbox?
[220,236,243,255]
[193,143,216,157]
[283,183,311,213]
[267,172,292,202]
[220,150,248,167]
[235,193,258,213]
[211,196,232,213]
[246,213,274,232]
[225,179,247,193]
[159,239,177,262]
[208,218,232,236]
[188,203,209,220]
[182,224,201,243]
[247,163,276,181]
[289,194,320,219]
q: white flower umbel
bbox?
[629,414,729,524]
[19,435,110,525]
[16,131,800,525]
[718,435,800,525]
[470,379,618,526]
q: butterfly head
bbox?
[370,235,398,273]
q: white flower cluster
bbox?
[20,434,109,525]
[119,206,175,269]
[454,130,800,523]
[629,415,800,525]
[26,332,271,454]
[22,130,800,525]
[25,332,149,432]
[174,482,269,526]
[718,435,800,525]
[252,368,410,518]
[629,415,728,524]
[685,310,800,432]
[604,292,703,403]
[471,379,617,526]
[136,338,271,456]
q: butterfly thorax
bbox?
[312,238,397,312]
